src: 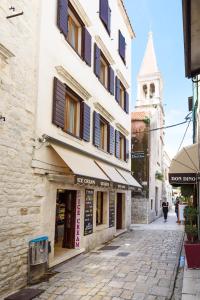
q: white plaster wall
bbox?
[36,0,132,172]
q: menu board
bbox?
[109,191,115,228]
[84,189,94,235]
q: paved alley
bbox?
[34,211,184,300]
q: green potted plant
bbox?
[184,206,200,268]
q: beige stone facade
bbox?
[0,1,41,297]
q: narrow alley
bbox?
[33,211,184,300]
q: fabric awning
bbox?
[51,144,109,183]
[117,168,142,189]
[95,161,127,185]
[169,143,199,185]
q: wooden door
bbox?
[62,190,76,249]
[116,193,122,229]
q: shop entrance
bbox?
[54,190,76,254]
[116,193,123,229]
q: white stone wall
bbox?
[0,1,41,297]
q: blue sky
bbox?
[124,0,193,158]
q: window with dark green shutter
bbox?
[115,130,120,158]
[125,91,129,114]
[108,124,115,155]
[94,44,101,78]
[52,77,66,129]
[57,0,68,39]
[119,30,126,63]
[109,67,114,95]
[115,76,120,103]
[93,111,100,147]
[84,28,92,66]
[81,102,90,142]
[99,0,111,34]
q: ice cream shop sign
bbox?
[169,173,197,185]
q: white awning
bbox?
[51,144,109,181]
[117,168,142,188]
[95,161,127,185]
[169,143,199,174]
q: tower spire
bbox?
[138,31,159,76]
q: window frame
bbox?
[99,51,109,89]
[99,116,109,152]
[67,3,84,58]
[119,82,125,110]
[96,191,104,226]
[64,87,82,138]
[119,133,125,161]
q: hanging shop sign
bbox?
[84,189,94,236]
[131,151,145,159]
[109,191,115,228]
[169,173,197,184]
[75,190,81,249]
[75,175,110,188]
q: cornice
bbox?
[94,102,115,122]
[0,43,14,63]
[116,122,129,136]
[55,66,91,100]
[95,35,115,65]
[116,69,130,89]
[117,0,135,39]
[70,0,91,27]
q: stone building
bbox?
[0,0,140,297]
[0,1,40,297]
[131,32,165,223]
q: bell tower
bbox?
[136,32,163,110]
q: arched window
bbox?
[143,84,147,98]
[150,83,155,98]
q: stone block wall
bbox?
[131,195,148,224]
[0,1,42,297]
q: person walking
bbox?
[175,199,180,223]
[162,201,169,222]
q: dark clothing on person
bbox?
[175,201,179,220]
[162,202,169,221]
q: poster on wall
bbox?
[75,190,81,249]
[109,191,115,228]
[84,189,94,235]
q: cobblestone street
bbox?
[33,211,184,300]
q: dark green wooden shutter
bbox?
[125,91,129,113]
[52,77,65,129]
[94,43,101,78]
[57,0,68,39]
[109,67,114,95]
[93,111,100,147]
[81,102,90,142]
[84,28,92,66]
[125,138,129,161]
[119,30,126,62]
[108,124,115,154]
[115,130,120,158]
[115,76,120,103]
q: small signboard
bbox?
[84,189,94,236]
[169,173,197,184]
[75,191,81,249]
[131,151,145,159]
[109,192,115,228]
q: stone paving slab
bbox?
[32,218,184,300]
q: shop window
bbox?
[100,54,109,89]
[96,191,104,225]
[65,90,80,137]
[68,5,83,56]
[150,83,155,98]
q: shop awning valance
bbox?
[51,144,110,185]
[169,143,199,184]
[117,168,142,189]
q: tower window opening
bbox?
[143,84,147,98]
[150,83,155,98]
